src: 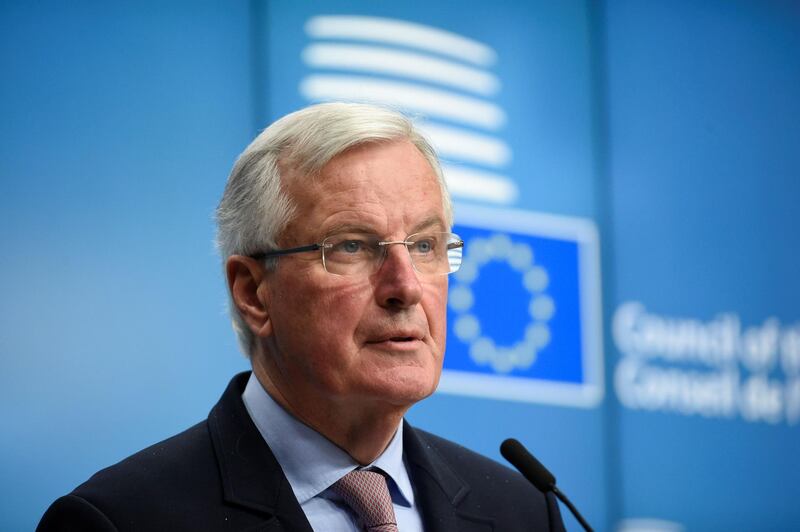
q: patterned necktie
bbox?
[332,469,399,532]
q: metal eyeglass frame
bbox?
[250,232,464,276]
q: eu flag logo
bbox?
[439,205,604,407]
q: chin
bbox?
[368,368,440,407]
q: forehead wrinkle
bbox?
[322,213,446,239]
[323,221,378,236]
[409,215,447,234]
[316,199,382,230]
[284,140,445,244]
[283,181,381,243]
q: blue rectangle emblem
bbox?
[439,204,604,407]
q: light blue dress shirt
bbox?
[242,373,425,531]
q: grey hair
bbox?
[215,102,453,357]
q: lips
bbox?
[368,336,422,343]
[366,329,425,344]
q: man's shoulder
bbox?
[409,427,538,495]
[38,373,274,531]
[75,420,216,500]
[406,426,566,531]
[38,421,222,531]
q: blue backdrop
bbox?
[2,1,798,530]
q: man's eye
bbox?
[414,239,435,254]
[339,240,365,253]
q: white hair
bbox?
[215,102,453,357]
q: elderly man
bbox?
[39,103,565,531]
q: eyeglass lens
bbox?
[321,232,463,276]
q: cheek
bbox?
[299,281,374,344]
[424,281,450,346]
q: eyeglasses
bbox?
[251,232,464,276]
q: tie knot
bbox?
[332,469,399,532]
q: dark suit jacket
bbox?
[38,372,565,531]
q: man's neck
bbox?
[251,361,407,465]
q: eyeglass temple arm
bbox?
[251,243,322,259]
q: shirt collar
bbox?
[241,372,415,507]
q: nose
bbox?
[373,243,423,309]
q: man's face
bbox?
[260,140,449,414]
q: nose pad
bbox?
[377,242,416,274]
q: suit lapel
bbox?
[208,372,313,532]
[404,422,494,532]
[206,374,493,531]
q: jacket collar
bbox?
[208,372,313,532]
[208,371,491,531]
[402,420,494,531]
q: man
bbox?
[39,103,565,531]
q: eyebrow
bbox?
[410,215,447,234]
[322,222,377,236]
[323,215,446,238]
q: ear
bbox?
[226,255,273,338]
